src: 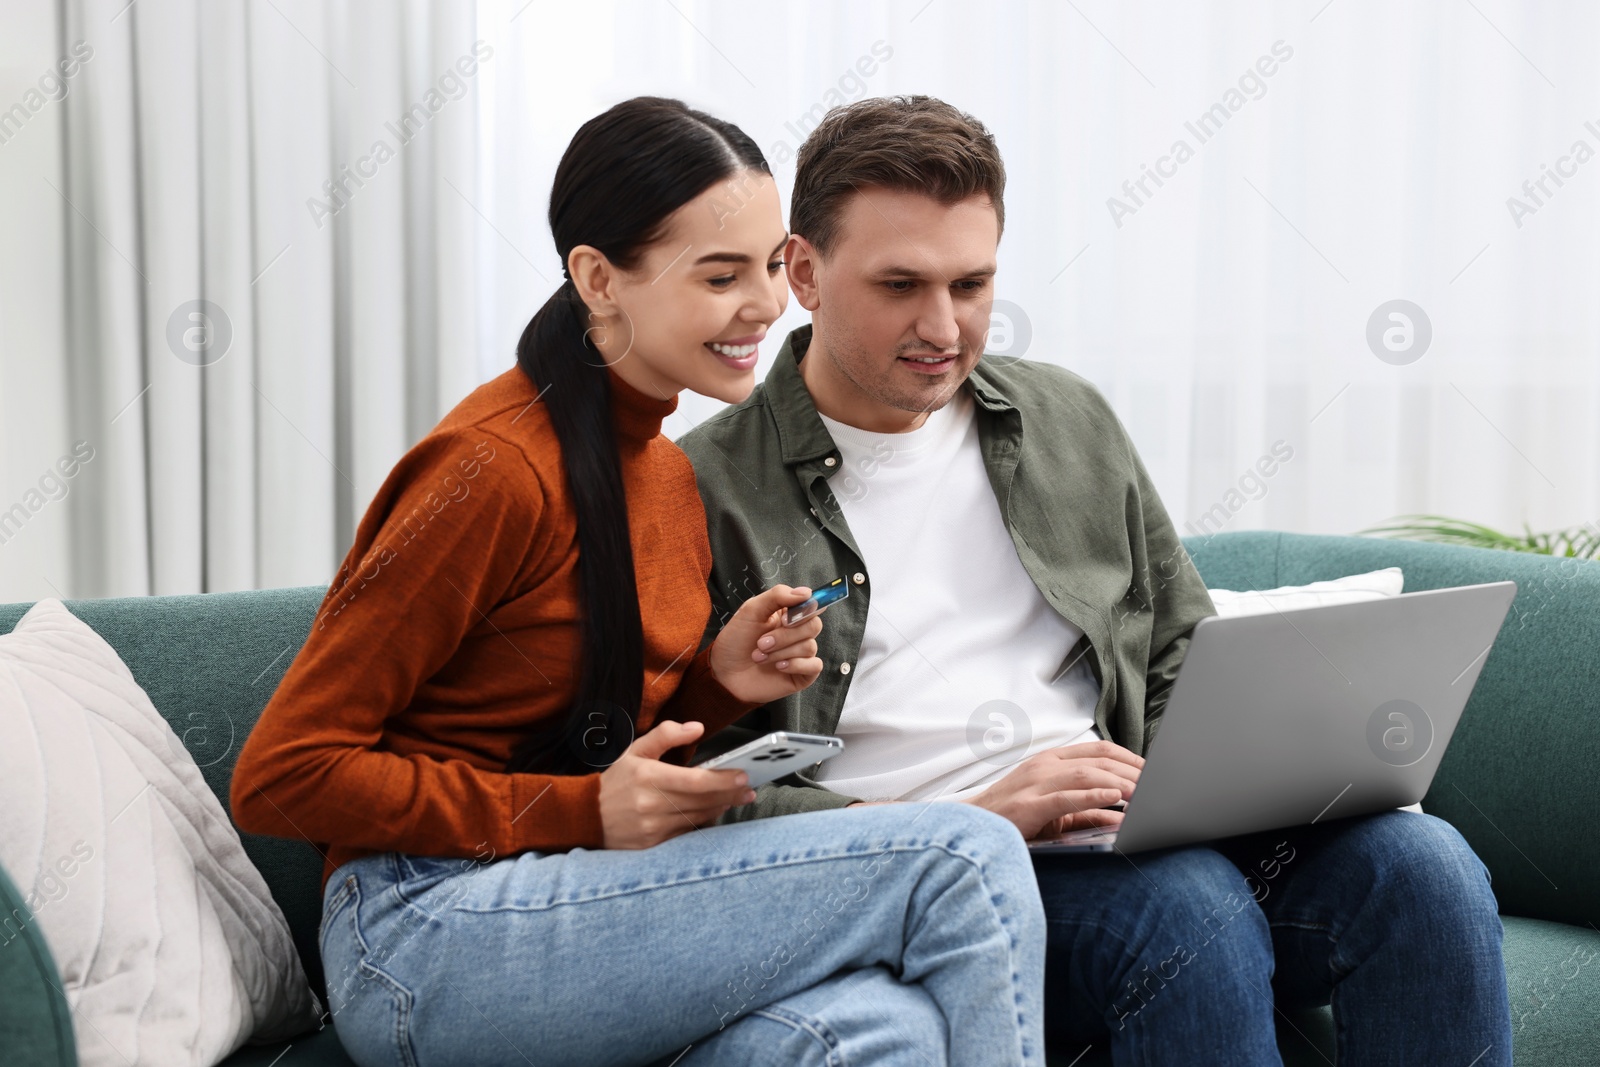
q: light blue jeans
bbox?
[317,803,1047,1066]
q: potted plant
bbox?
[1359,514,1600,559]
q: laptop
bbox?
[1028,580,1518,855]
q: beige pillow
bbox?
[0,599,321,1066]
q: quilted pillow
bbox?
[0,599,320,1066]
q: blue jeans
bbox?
[1034,810,1512,1065]
[317,803,1047,1067]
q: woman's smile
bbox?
[705,332,765,370]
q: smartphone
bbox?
[695,731,845,788]
[784,577,850,627]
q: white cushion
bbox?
[0,599,321,1066]
[1207,566,1405,617]
[1205,568,1421,813]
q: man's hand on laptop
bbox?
[964,741,1143,840]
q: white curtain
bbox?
[472,0,1600,544]
[1,0,483,600]
[3,0,1598,603]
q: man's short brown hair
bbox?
[790,95,1006,256]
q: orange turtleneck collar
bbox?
[607,365,678,445]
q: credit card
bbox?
[784,577,849,626]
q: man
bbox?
[677,95,1511,1064]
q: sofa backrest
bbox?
[3,530,1596,996]
[1184,532,1598,928]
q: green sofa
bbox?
[2,532,1596,1066]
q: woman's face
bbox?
[577,169,789,405]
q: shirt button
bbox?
[824,456,837,467]
[839,662,852,675]
[852,572,865,585]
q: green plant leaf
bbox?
[1357,514,1599,558]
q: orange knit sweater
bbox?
[229,365,756,890]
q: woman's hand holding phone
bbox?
[598,586,821,848]
[708,584,825,703]
[598,721,756,849]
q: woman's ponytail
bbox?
[504,280,643,775]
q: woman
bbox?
[230,97,1046,1067]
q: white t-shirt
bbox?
[814,389,1101,802]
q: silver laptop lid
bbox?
[1112,580,1517,854]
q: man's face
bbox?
[789,188,999,431]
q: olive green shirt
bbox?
[676,325,1216,822]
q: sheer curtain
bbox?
[1,0,484,600]
[2,0,1596,603]
[473,0,1600,545]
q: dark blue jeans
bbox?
[1034,810,1511,1066]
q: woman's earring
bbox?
[583,307,635,368]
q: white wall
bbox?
[0,0,73,601]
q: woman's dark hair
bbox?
[505,97,770,776]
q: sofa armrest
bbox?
[0,860,77,1066]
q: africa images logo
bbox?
[1366,699,1433,768]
